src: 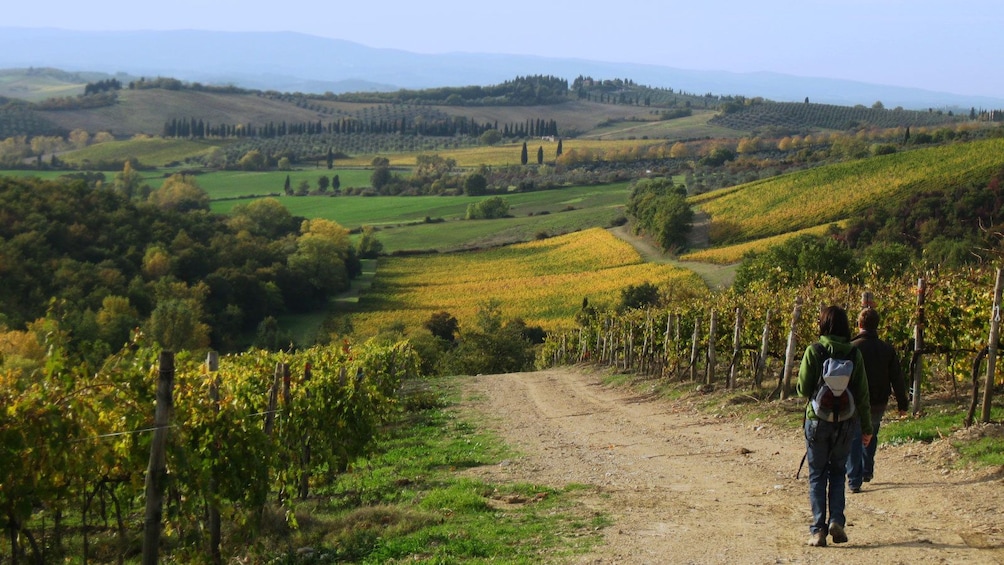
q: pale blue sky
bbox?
[5,0,1002,97]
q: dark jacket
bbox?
[797,335,872,435]
[852,329,909,413]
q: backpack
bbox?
[810,343,857,423]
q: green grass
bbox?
[212,182,631,252]
[299,376,606,563]
[169,168,376,198]
[61,137,221,167]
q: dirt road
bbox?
[459,367,1004,564]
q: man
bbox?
[847,307,908,492]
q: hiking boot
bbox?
[807,531,827,547]
[863,474,873,483]
[829,523,848,544]
[849,485,862,493]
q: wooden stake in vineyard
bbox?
[754,309,771,389]
[142,351,175,565]
[781,297,804,399]
[982,267,1004,423]
[206,351,222,565]
[706,310,717,385]
[911,278,927,415]
[690,314,701,382]
[729,307,743,389]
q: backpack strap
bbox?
[811,342,829,393]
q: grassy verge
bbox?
[265,376,607,563]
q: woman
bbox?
[797,305,872,547]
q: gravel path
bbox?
[459,367,1004,564]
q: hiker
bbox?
[797,305,872,547]
[846,307,908,492]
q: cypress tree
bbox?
[537,145,544,165]
[520,142,528,165]
[556,139,563,158]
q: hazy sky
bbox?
[6,0,1002,98]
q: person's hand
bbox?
[862,434,873,447]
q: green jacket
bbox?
[797,335,872,435]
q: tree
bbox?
[537,145,544,165]
[464,172,488,195]
[68,128,90,149]
[356,226,384,259]
[287,218,352,299]
[479,129,502,146]
[466,196,510,219]
[371,166,392,191]
[425,311,459,343]
[669,142,691,159]
[332,175,341,194]
[296,179,310,196]
[277,156,292,171]
[238,150,267,171]
[520,142,528,165]
[626,177,693,252]
[556,138,563,158]
[148,174,210,212]
[326,147,334,169]
[145,281,211,351]
[96,295,139,348]
[113,160,144,199]
[318,175,330,193]
[283,174,292,195]
[618,282,662,312]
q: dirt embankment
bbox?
[460,367,1004,564]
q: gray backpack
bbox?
[810,343,857,423]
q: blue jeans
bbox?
[805,418,853,534]
[846,405,885,488]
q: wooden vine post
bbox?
[781,297,804,399]
[729,307,743,389]
[911,278,927,415]
[299,362,313,499]
[755,309,771,389]
[690,314,701,381]
[264,362,283,437]
[142,351,175,565]
[206,351,222,565]
[982,267,1004,423]
[706,310,718,385]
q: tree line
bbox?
[328,74,570,106]
[162,115,559,140]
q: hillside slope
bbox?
[690,137,1004,244]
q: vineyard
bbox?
[1,337,420,562]
[690,137,1004,243]
[538,268,1004,423]
[709,100,962,131]
[679,220,848,264]
[348,228,707,339]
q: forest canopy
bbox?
[0,176,358,361]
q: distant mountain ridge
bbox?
[2,27,1002,111]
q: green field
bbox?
[61,137,221,166]
[212,182,631,252]
[170,168,376,197]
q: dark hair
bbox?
[858,307,880,331]
[818,305,850,339]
